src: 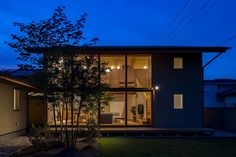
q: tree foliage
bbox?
[6,6,109,150]
[6,6,97,69]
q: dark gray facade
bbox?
[153,52,203,128]
[27,46,230,128]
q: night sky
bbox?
[0,0,235,80]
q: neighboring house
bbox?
[27,45,230,129]
[204,79,236,131]
[0,74,37,139]
[204,79,236,108]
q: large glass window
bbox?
[127,92,152,126]
[100,54,125,88]
[47,53,153,127]
[127,54,152,88]
[100,92,125,126]
[47,101,91,126]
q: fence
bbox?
[204,107,236,132]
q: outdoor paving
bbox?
[213,130,236,137]
[0,136,31,157]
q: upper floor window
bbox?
[14,89,20,111]
[100,54,152,88]
[101,54,125,88]
[174,57,183,69]
[127,54,152,88]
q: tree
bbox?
[6,6,96,69]
[6,6,110,151]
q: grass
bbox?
[100,138,236,157]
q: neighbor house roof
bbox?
[0,69,42,78]
[26,45,230,54]
[204,79,236,85]
[217,87,236,97]
[0,73,38,91]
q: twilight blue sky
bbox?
[0,0,235,79]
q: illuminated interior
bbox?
[127,54,152,88]
[127,92,152,125]
[47,54,153,126]
[100,92,152,126]
[100,54,151,88]
[101,54,125,88]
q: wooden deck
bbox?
[100,127,215,137]
[49,127,215,137]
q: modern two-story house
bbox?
[27,46,230,129]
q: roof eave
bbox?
[0,74,39,91]
[25,45,231,54]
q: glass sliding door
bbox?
[127,91,152,126]
[100,92,125,126]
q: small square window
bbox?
[14,89,20,111]
[174,57,183,69]
[174,94,183,109]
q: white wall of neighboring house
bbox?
[0,82,27,136]
[204,84,224,107]
[204,81,236,108]
[225,95,236,107]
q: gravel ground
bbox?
[0,136,31,157]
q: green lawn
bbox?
[100,138,236,157]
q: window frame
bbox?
[127,54,152,88]
[47,53,153,127]
[173,57,183,69]
[100,53,153,126]
[173,94,183,109]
